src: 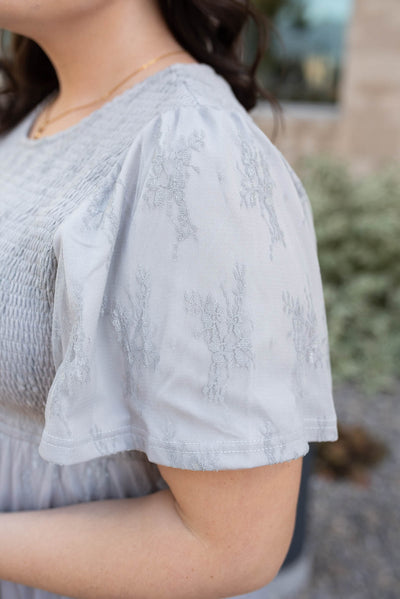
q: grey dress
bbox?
[0,62,338,599]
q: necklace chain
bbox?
[32,48,187,139]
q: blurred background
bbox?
[239,1,399,597]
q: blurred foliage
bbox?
[295,154,400,397]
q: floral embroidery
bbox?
[282,276,329,406]
[279,153,314,228]
[159,416,178,447]
[141,117,205,260]
[260,419,285,463]
[112,268,159,370]
[47,279,92,438]
[80,177,126,272]
[89,423,120,463]
[236,132,286,261]
[69,324,92,385]
[46,367,73,438]
[184,449,220,472]
[102,267,159,410]
[158,417,220,471]
[184,262,255,404]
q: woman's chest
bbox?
[0,177,63,413]
[0,139,129,414]
[0,160,114,414]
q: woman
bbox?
[0,1,339,598]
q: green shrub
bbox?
[295,154,400,397]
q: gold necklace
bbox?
[32,48,187,139]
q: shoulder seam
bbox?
[180,74,248,117]
[150,98,249,130]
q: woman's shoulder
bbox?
[121,74,299,223]
[120,62,278,173]
[126,61,261,156]
[156,61,245,113]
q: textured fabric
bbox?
[0,61,338,598]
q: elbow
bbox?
[228,553,284,597]
[244,552,286,593]
[215,529,294,597]
[210,540,288,598]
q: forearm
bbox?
[0,488,254,599]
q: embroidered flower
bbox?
[141,118,205,260]
[104,267,160,410]
[184,262,255,405]
[282,276,329,405]
[236,132,286,261]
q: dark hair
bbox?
[0,0,283,140]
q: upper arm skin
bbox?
[157,457,303,591]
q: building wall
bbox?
[251,0,400,176]
[336,0,400,173]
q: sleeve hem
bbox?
[38,422,339,469]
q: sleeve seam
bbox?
[40,420,338,449]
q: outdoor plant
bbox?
[295,153,400,397]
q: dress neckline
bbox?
[19,62,214,148]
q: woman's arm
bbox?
[0,458,303,599]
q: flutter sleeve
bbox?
[38,104,339,469]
